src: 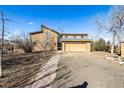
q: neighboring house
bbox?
[0,39,14,53]
[30,25,60,51]
[121,42,124,57]
[61,33,92,52]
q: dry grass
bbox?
[0,51,54,88]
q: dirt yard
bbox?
[0,51,54,88]
[51,51,124,88]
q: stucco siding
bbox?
[62,42,65,51]
[42,27,58,50]
[30,33,44,51]
[31,33,43,42]
[86,42,91,52]
[76,36,81,38]
[30,26,59,52]
[121,42,124,57]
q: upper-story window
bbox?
[81,35,84,38]
[65,35,68,38]
[73,36,76,38]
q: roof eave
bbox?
[61,33,88,36]
[61,40,92,42]
[29,31,43,35]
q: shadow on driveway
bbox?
[71,81,88,88]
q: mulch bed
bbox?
[0,51,55,88]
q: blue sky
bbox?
[0,5,111,40]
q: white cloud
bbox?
[28,22,35,25]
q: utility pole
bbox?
[59,21,64,34]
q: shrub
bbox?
[15,37,35,53]
[92,38,110,51]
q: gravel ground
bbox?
[51,52,124,88]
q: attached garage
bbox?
[61,38,92,52]
[65,42,87,52]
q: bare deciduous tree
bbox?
[40,31,51,57]
[14,33,35,53]
[0,11,4,77]
[0,10,12,77]
[94,6,124,54]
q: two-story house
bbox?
[30,25,92,52]
[61,33,92,52]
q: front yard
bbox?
[0,51,55,88]
[1,51,124,88]
[51,51,124,88]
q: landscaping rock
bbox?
[117,57,124,64]
[105,54,119,61]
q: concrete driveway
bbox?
[51,52,124,88]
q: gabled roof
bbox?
[62,33,88,36]
[60,38,92,42]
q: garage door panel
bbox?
[65,42,87,52]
